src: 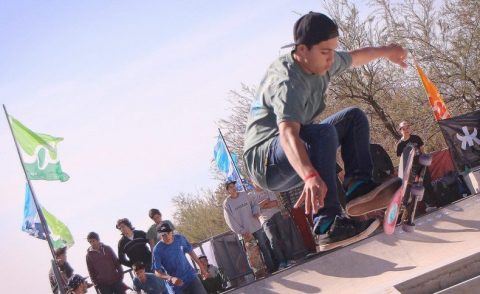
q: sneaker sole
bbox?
[318,219,380,252]
[345,177,402,217]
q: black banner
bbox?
[438,110,480,171]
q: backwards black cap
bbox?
[282,12,339,49]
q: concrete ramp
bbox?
[230,194,480,294]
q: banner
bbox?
[438,110,480,171]
[214,134,248,191]
[22,184,74,249]
[415,62,451,121]
[9,115,69,182]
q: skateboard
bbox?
[383,145,432,234]
[244,239,267,278]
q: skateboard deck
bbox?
[383,148,416,234]
[244,239,267,278]
[384,145,431,234]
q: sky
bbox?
[0,1,367,292]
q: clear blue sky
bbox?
[0,0,369,292]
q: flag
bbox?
[214,134,245,191]
[415,62,451,121]
[22,184,74,249]
[9,116,69,181]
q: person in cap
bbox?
[197,255,224,294]
[132,261,169,294]
[243,12,408,251]
[86,232,126,294]
[222,180,276,274]
[152,222,208,294]
[251,185,296,270]
[67,274,88,294]
[49,246,74,294]
[146,208,176,250]
[116,218,153,272]
[396,120,425,157]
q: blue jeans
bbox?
[252,229,276,273]
[180,276,207,294]
[263,212,294,263]
[265,107,373,221]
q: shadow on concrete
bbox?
[231,272,322,294]
[302,249,416,278]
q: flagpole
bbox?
[2,104,67,294]
[218,128,247,192]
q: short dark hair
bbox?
[225,180,236,190]
[116,218,134,230]
[54,246,67,257]
[148,208,161,219]
[86,232,99,241]
[132,261,146,272]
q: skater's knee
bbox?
[346,107,368,122]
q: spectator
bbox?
[222,180,275,273]
[49,246,74,294]
[147,208,175,250]
[370,143,395,183]
[253,186,296,270]
[117,218,152,272]
[66,274,88,294]
[132,262,168,294]
[396,121,425,157]
[197,255,224,294]
[86,232,126,294]
[152,222,208,294]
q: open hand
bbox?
[200,266,209,280]
[294,174,327,214]
[385,44,408,68]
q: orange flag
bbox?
[415,62,451,121]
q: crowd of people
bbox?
[50,208,223,294]
[50,9,431,294]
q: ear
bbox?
[295,44,309,57]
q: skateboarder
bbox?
[243,12,408,250]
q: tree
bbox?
[215,84,255,178]
[373,0,480,112]
[172,185,231,243]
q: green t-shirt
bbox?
[243,51,352,188]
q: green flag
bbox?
[22,183,74,249]
[43,207,75,249]
[9,116,69,182]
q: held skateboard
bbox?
[244,239,267,278]
[383,145,432,234]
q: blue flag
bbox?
[21,184,75,249]
[213,134,246,191]
[22,183,47,240]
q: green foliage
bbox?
[172,185,231,243]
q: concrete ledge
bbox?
[230,194,480,294]
[395,252,480,293]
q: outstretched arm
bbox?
[350,44,407,68]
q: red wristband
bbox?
[303,172,318,182]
